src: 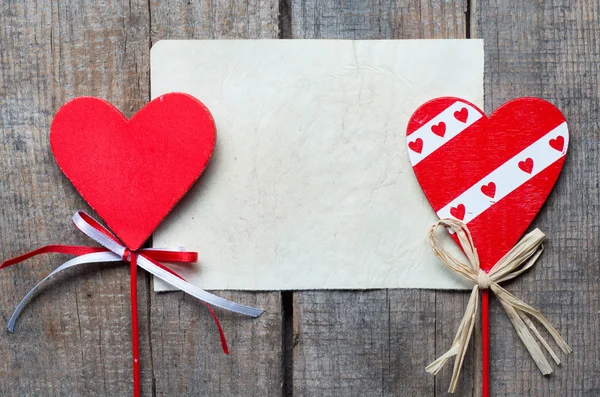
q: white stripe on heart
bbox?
[437,121,568,224]
[407,101,484,165]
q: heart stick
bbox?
[481,289,489,397]
[130,253,141,397]
[407,97,572,392]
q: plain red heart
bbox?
[431,122,446,137]
[51,93,216,250]
[407,97,568,271]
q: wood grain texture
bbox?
[0,0,152,396]
[290,1,476,396]
[477,0,600,395]
[0,1,282,396]
[148,2,283,397]
[1,0,599,396]
[292,0,468,39]
[150,0,278,40]
[294,291,439,397]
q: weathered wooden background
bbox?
[0,0,598,396]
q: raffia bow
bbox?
[425,218,572,393]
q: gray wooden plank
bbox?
[293,291,392,397]
[2,2,596,397]
[149,0,279,40]
[292,0,468,39]
[150,291,283,396]
[294,291,437,397]
[148,2,283,396]
[0,0,152,396]
[476,1,600,395]
[290,1,474,396]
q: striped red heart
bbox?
[407,97,568,271]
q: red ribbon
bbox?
[1,213,229,397]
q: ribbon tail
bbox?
[1,245,107,270]
[516,310,561,365]
[493,283,572,376]
[8,252,122,332]
[205,303,229,354]
[136,255,264,317]
[425,344,459,374]
[496,295,553,374]
[426,286,479,393]
[492,283,571,355]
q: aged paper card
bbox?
[151,40,483,290]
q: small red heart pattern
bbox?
[480,182,496,198]
[454,108,468,123]
[407,97,568,271]
[51,93,216,250]
[550,136,565,152]
[408,138,424,154]
[450,204,466,221]
[518,158,534,174]
[431,122,446,137]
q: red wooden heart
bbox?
[407,97,568,271]
[51,93,216,250]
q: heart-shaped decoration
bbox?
[431,122,446,137]
[407,97,568,271]
[51,93,216,250]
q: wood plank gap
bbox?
[145,270,157,397]
[278,0,292,39]
[282,291,294,397]
[433,290,437,397]
[465,0,472,39]
[280,1,293,394]
[142,234,156,397]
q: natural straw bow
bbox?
[426,218,572,393]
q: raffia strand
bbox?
[426,219,572,393]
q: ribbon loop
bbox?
[427,219,571,393]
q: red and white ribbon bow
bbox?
[1,210,264,397]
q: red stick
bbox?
[481,288,490,397]
[130,253,141,397]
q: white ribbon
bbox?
[8,211,264,332]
